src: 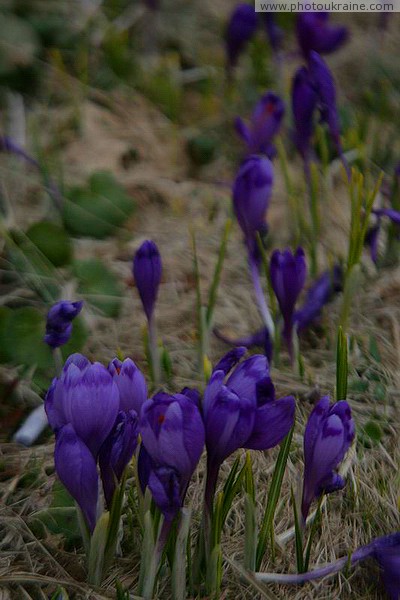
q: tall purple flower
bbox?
[294,265,343,332]
[270,247,307,358]
[44,301,83,348]
[203,349,295,512]
[297,13,348,58]
[233,155,274,257]
[291,66,318,161]
[235,92,285,159]
[133,240,162,322]
[45,358,120,457]
[139,390,205,521]
[225,4,258,71]
[99,410,139,507]
[54,424,99,532]
[108,358,147,414]
[301,396,355,522]
[263,13,283,52]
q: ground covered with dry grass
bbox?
[0,3,400,599]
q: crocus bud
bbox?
[308,52,341,147]
[296,13,348,58]
[139,392,204,519]
[44,301,83,348]
[270,247,307,356]
[133,240,162,322]
[45,357,120,457]
[225,4,258,70]
[291,66,318,160]
[99,410,139,507]
[108,358,147,414]
[233,155,274,256]
[54,424,99,532]
[263,13,283,52]
[374,538,400,600]
[235,92,285,158]
[293,265,343,332]
[203,350,295,510]
[301,396,355,522]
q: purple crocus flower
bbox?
[233,155,274,258]
[294,265,343,332]
[44,301,83,348]
[291,66,318,160]
[139,391,205,521]
[270,247,307,358]
[263,13,283,52]
[54,423,99,532]
[108,357,147,414]
[99,410,139,507]
[133,240,162,322]
[225,4,258,70]
[301,396,355,522]
[203,349,295,512]
[45,355,120,457]
[235,92,285,158]
[255,532,400,600]
[366,208,400,264]
[297,13,348,58]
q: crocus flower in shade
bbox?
[263,13,283,52]
[99,410,139,507]
[139,391,205,520]
[45,357,120,458]
[270,247,307,357]
[291,66,318,160]
[301,396,355,522]
[133,240,162,322]
[108,357,147,414]
[366,208,400,264]
[255,532,400,600]
[233,155,274,257]
[235,92,285,158]
[308,51,347,171]
[203,350,295,512]
[294,265,343,332]
[44,301,83,348]
[296,13,348,58]
[54,424,99,532]
[225,4,258,70]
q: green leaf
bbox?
[291,487,304,574]
[221,455,245,527]
[206,219,231,327]
[25,221,73,267]
[363,420,383,444]
[336,326,348,401]
[244,493,257,571]
[2,307,53,369]
[63,171,135,239]
[172,509,191,600]
[256,425,294,570]
[187,135,216,166]
[88,512,110,586]
[0,307,13,363]
[73,258,123,317]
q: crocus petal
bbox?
[294,266,343,332]
[108,357,148,414]
[308,51,341,144]
[69,363,120,457]
[244,395,295,450]
[44,301,83,348]
[54,424,98,533]
[225,3,258,69]
[203,370,225,415]
[292,66,318,158]
[297,13,348,58]
[148,466,181,522]
[133,240,162,322]
[373,207,400,226]
[214,327,273,362]
[234,117,251,145]
[227,354,269,400]
[213,347,247,376]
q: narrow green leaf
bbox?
[291,487,304,574]
[137,511,158,597]
[103,472,127,574]
[172,509,191,600]
[87,512,110,585]
[206,219,231,326]
[303,495,323,572]
[244,451,255,503]
[221,456,246,527]
[336,326,348,401]
[244,493,257,571]
[206,543,222,599]
[256,425,294,570]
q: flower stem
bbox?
[249,257,275,339]
[148,314,161,384]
